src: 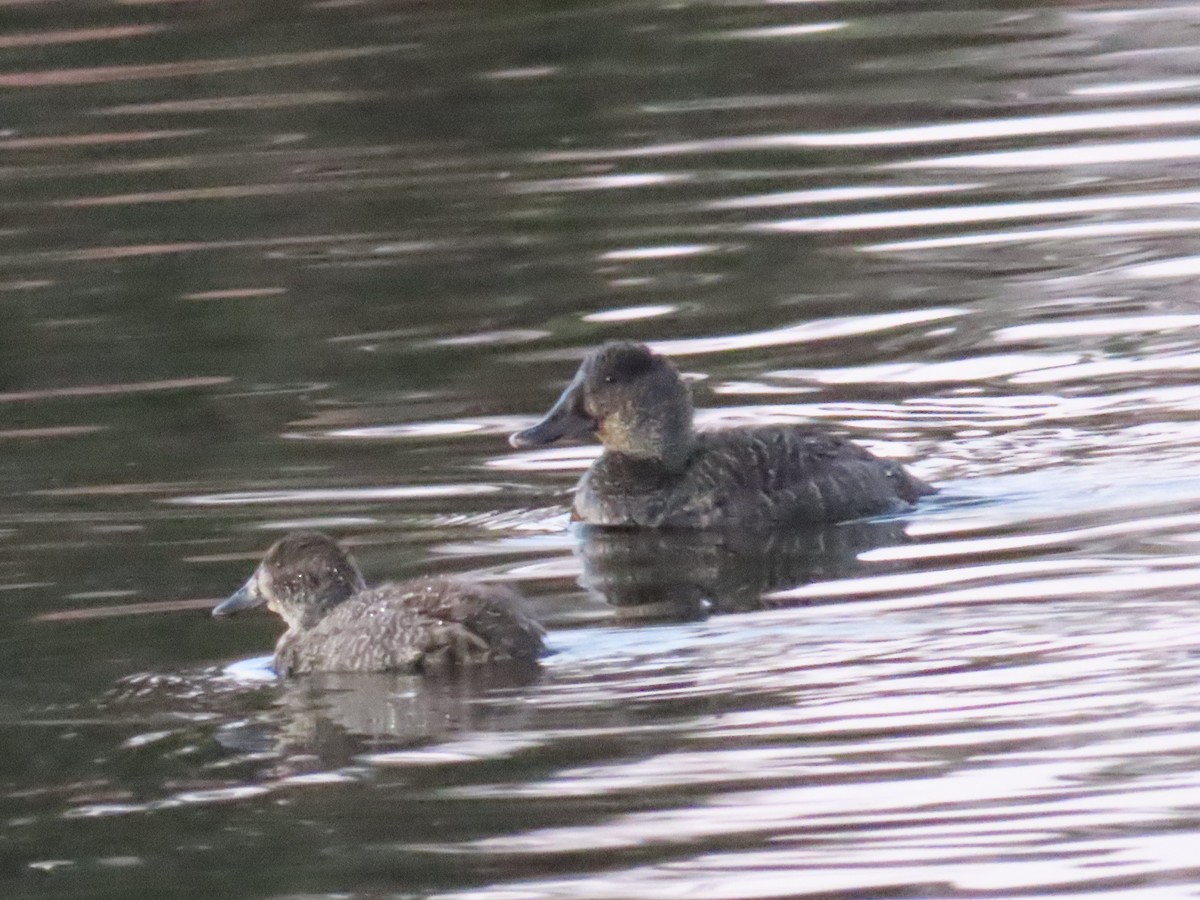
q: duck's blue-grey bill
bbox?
[212,577,263,618]
[509,373,596,449]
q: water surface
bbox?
[6,1,1200,897]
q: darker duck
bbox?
[509,341,935,528]
[212,531,545,675]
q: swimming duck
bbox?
[510,341,934,528]
[212,531,545,675]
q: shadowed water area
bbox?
[6,0,1200,896]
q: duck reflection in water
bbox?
[214,666,543,765]
[213,531,545,675]
[575,518,913,621]
[511,341,934,528]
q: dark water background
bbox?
[7,0,1200,897]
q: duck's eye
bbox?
[603,375,616,384]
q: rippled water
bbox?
[7,1,1200,897]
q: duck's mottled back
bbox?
[578,426,933,528]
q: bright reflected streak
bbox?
[278,773,359,787]
[864,219,1200,252]
[0,425,104,439]
[488,446,599,472]
[1074,8,1200,22]
[480,557,583,581]
[433,533,575,559]
[648,308,965,357]
[0,376,229,403]
[255,517,378,531]
[169,485,502,505]
[363,736,544,765]
[0,129,202,149]
[893,137,1200,170]
[601,244,721,261]
[770,555,1200,601]
[0,25,165,48]
[319,418,524,440]
[708,183,978,209]
[708,22,847,39]
[534,105,1200,160]
[711,382,821,396]
[222,655,275,682]
[433,832,1200,898]
[98,90,376,115]
[433,329,548,347]
[763,188,1200,233]
[857,566,1200,611]
[0,44,405,88]
[56,175,442,207]
[584,305,677,323]
[455,763,1091,854]
[769,354,1079,385]
[512,174,689,194]
[169,786,272,806]
[1074,79,1200,97]
[482,66,559,80]
[1123,256,1200,279]
[866,513,1200,561]
[799,105,1200,145]
[183,287,286,300]
[1010,353,1200,385]
[994,316,1200,343]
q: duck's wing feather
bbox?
[671,426,933,527]
[398,577,546,670]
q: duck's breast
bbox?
[574,455,679,526]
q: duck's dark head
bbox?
[510,341,695,470]
[212,531,367,631]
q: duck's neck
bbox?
[298,606,330,630]
[654,419,696,473]
[601,406,696,474]
[289,569,367,631]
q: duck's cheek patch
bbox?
[598,414,635,448]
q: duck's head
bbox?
[212,531,367,631]
[510,341,695,470]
